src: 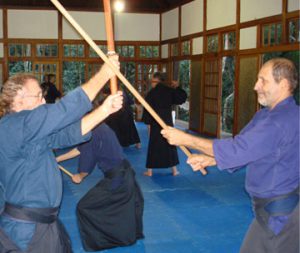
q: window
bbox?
[171,43,179,57]
[262,23,282,46]
[9,61,32,76]
[63,62,86,93]
[136,64,158,97]
[88,64,102,79]
[121,62,136,85]
[139,45,159,58]
[33,63,57,84]
[181,41,191,56]
[9,44,31,57]
[173,60,191,122]
[36,44,58,57]
[117,45,135,58]
[223,32,236,50]
[207,34,219,53]
[220,56,235,137]
[63,44,84,57]
[89,45,107,57]
[288,19,300,43]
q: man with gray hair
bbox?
[161,58,299,253]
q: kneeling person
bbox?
[57,123,144,251]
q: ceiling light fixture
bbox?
[114,1,125,12]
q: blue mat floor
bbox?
[59,123,253,253]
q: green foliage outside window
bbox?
[89,45,107,57]
[178,60,191,122]
[36,44,58,57]
[221,57,235,135]
[9,61,32,76]
[63,61,85,93]
[9,44,31,57]
[207,35,218,53]
[64,44,84,57]
[289,19,300,43]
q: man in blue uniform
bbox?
[0,56,122,253]
[56,123,144,251]
[161,58,299,253]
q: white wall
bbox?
[63,11,106,40]
[240,27,257,49]
[207,0,236,30]
[114,13,159,41]
[241,0,282,23]
[0,10,3,38]
[288,0,300,12]
[161,44,168,59]
[181,0,203,36]
[8,10,58,39]
[193,37,203,55]
[162,8,179,40]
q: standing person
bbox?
[106,88,141,148]
[0,55,122,253]
[56,122,144,251]
[142,72,187,177]
[162,58,299,253]
[41,74,61,103]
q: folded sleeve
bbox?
[47,121,91,149]
[213,120,282,170]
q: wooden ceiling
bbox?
[0,0,194,13]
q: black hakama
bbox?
[76,160,144,252]
[142,83,187,168]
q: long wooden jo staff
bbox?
[103,0,118,94]
[51,0,207,176]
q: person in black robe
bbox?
[142,72,187,177]
[56,123,144,252]
[41,74,61,103]
[106,88,141,148]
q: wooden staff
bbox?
[103,0,118,94]
[50,0,207,176]
[58,164,74,177]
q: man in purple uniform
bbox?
[161,58,299,253]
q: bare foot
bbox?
[135,143,141,149]
[144,169,152,177]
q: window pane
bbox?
[221,56,235,137]
[121,62,135,85]
[36,44,58,57]
[63,61,86,93]
[64,44,84,57]
[128,46,135,57]
[171,43,179,56]
[289,19,300,43]
[270,24,276,45]
[8,44,31,57]
[223,32,236,50]
[207,35,218,52]
[182,41,191,55]
[9,61,32,76]
[263,25,269,46]
[139,46,146,57]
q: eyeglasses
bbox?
[21,92,44,100]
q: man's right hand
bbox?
[100,91,123,117]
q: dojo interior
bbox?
[0,0,299,252]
